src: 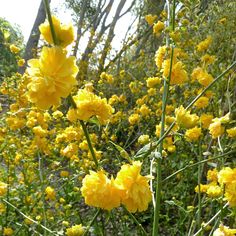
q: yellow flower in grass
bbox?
[66,224,84,236]
[0,181,7,196]
[191,67,213,87]
[72,89,113,124]
[194,96,209,109]
[81,170,121,210]
[114,161,152,213]
[45,186,56,201]
[209,119,224,139]
[213,224,236,236]
[39,15,74,47]
[185,127,202,142]
[200,113,213,129]
[218,167,236,207]
[3,227,14,236]
[155,46,167,69]
[175,105,199,129]
[10,44,20,54]
[196,36,212,52]
[162,59,188,85]
[27,46,78,109]
[226,127,236,138]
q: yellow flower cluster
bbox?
[81,161,152,213]
[208,113,230,139]
[39,15,74,48]
[145,14,157,25]
[0,181,7,196]
[185,127,202,142]
[45,186,56,201]
[194,96,209,109]
[146,77,161,88]
[153,21,165,36]
[191,67,214,87]
[196,36,212,52]
[196,167,236,206]
[69,89,113,124]
[213,224,236,236]
[175,105,199,129]
[162,59,188,85]
[66,224,84,236]
[27,47,78,109]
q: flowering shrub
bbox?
[0,0,235,235]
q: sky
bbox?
[0,0,136,52]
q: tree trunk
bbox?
[19,0,49,73]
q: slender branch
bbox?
[43,0,58,45]
[2,199,58,235]
[82,209,101,236]
[193,203,229,236]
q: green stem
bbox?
[38,152,48,236]
[152,1,176,235]
[82,209,101,236]
[43,0,58,45]
[80,120,99,168]
[123,207,148,236]
[193,203,228,236]
[197,142,202,230]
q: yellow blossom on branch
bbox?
[39,15,74,47]
[27,46,78,109]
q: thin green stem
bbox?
[43,0,58,45]
[197,142,202,230]
[152,1,176,235]
[123,207,148,236]
[38,152,48,236]
[193,203,228,236]
[80,120,99,168]
[82,208,101,236]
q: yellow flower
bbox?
[66,224,84,236]
[196,36,212,52]
[81,170,121,210]
[200,113,213,129]
[3,227,14,236]
[0,181,7,196]
[17,59,25,67]
[201,54,216,65]
[206,183,222,198]
[218,167,236,207]
[207,169,218,182]
[45,186,56,201]
[145,14,157,25]
[191,67,213,87]
[153,21,165,35]
[213,224,236,236]
[138,135,150,145]
[72,89,113,124]
[194,96,209,109]
[39,15,74,47]
[175,105,199,129]
[139,104,151,117]
[146,77,161,88]
[209,119,224,139]
[10,44,20,54]
[27,46,78,109]
[155,46,167,69]
[162,59,188,85]
[114,161,152,213]
[227,127,236,138]
[128,113,140,125]
[185,127,202,142]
